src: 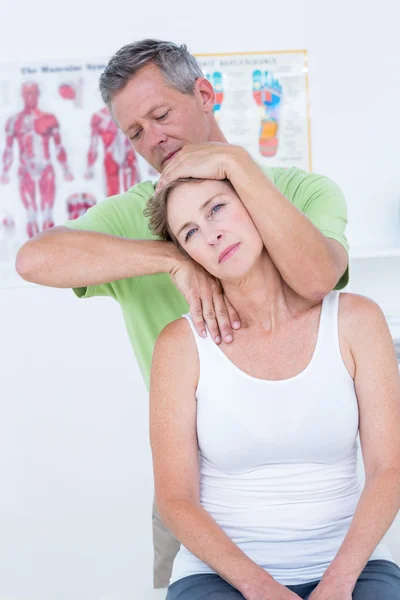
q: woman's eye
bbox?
[156,112,168,121]
[131,130,141,141]
[185,228,197,242]
[210,203,223,215]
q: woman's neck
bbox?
[221,250,311,331]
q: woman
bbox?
[145,177,400,600]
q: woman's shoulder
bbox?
[152,317,199,378]
[157,316,195,345]
[338,291,386,323]
[150,318,199,420]
[338,291,391,347]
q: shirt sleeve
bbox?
[297,172,349,290]
[63,183,155,300]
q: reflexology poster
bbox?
[197,50,312,171]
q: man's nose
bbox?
[147,124,168,150]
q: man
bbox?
[16,39,349,590]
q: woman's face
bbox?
[167,180,264,280]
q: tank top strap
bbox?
[311,290,343,370]
[182,313,218,360]
[318,290,340,341]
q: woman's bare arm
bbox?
[316,293,400,593]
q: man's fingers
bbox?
[156,155,187,191]
[213,291,234,344]
[201,294,222,344]
[188,296,207,339]
[224,295,241,330]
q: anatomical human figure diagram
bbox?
[84,107,140,196]
[0,82,74,238]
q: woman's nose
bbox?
[207,232,222,245]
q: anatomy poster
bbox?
[0,51,311,288]
[0,58,158,287]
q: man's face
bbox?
[111,63,214,173]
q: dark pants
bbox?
[166,559,400,599]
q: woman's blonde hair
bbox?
[144,177,206,244]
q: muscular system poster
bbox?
[0,51,311,288]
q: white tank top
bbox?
[169,291,392,586]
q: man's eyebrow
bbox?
[176,192,226,238]
[127,105,167,133]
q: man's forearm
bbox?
[15,226,183,288]
[321,468,400,591]
[228,150,340,301]
[159,498,273,596]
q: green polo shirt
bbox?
[64,166,349,386]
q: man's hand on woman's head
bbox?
[155,143,249,193]
[169,255,240,344]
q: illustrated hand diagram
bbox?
[205,71,224,123]
[252,70,283,157]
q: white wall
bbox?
[1,1,400,598]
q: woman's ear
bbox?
[195,77,215,114]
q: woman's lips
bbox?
[218,243,241,263]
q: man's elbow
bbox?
[15,230,57,283]
[312,239,349,300]
[15,227,68,284]
[307,267,345,302]
[15,239,42,282]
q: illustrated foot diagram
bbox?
[205,71,224,122]
[252,70,282,157]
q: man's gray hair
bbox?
[99,39,204,110]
